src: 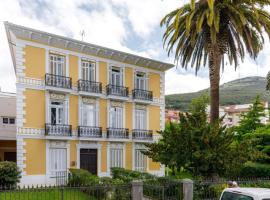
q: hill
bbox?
[165,76,270,111]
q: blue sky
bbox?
[0,0,269,94]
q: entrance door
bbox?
[80,149,97,175]
[4,152,16,162]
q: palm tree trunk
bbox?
[208,48,221,123]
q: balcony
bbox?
[45,73,72,91]
[106,84,129,100]
[132,89,153,102]
[107,128,129,139]
[77,80,102,96]
[132,129,153,140]
[45,124,72,137]
[78,126,102,138]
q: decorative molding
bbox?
[50,93,65,100]
[111,101,123,107]
[49,140,68,148]
[82,97,95,104]
[18,127,44,135]
[135,104,146,110]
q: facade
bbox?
[5,22,174,185]
[0,91,16,162]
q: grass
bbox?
[0,188,96,200]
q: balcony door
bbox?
[135,72,147,90]
[110,67,122,86]
[82,60,95,81]
[82,103,96,127]
[109,106,123,128]
[135,108,147,130]
[50,101,65,125]
[50,54,65,76]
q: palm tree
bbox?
[161,0,270,123]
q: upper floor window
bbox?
[135,107,147,130]
[110,67,122,86]
[135,72,147,90]
[2,117,15,125]
[50,54,65,76]
[82,60,95,81]
[81,102,97,127]
[50,100,65,125]
[109,104,123,128]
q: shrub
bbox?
[110,167,155,183]
[240,162,270,177]
[0,161,21,187]
[68,169,99,186]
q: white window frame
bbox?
[81,102,98,127]
[135,149,147,172]
[49,148,67,176]
[109,105,123,128]
[49,53,65,76]
[135,107,147,130]
[108,143,125,170]
[81,59,96,81]
[109,66,123,86]
[50,100,65,125]
[135,71,148,90]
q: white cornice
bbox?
[4,22,174,72]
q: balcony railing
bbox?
[132,129,153,140]
[107,128,129,139]
[106,84,129,97]
[78,126,102,138]
[132,89,153,101]
[45,124,72,136]
[77,80,102,94]
[45,73,72,89]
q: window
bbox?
[2,117,15,125]
[135,72,147,90]
[82,60,95,81]
[135,108,147,130]
[221,192,253,200]
[50,54,65,76]
[109,106,123,128]
[49,148,67,176]
[110,147,123,168]
[50,101,65,125]
[135,149,147,171]
[81,103,96,126]
[110,67,122,86]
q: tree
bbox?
[267,71,270,90]
[144,96,258,178]
[234,96,266,139]
[161,0,270,123]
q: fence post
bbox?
[131,180,143,200]
[181,179,193,200]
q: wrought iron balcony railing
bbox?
[77,80,102,94]
[45,123,72,136]
[107,128,129,139]
[132,129,153,140]
[106,84,129,97]
[45,73,72,89]
[78,126,102,138]
[132,89,153,101]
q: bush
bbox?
[240,162,270,177]
[68,169,99,186]
[111,167,155,183]
[0,161,21,187]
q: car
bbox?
[220,187,270,200]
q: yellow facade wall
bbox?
[125,67,133,89]
[125,143,132,170]
[148,158,161,171]
[24,45,45,79]
[100,141,107,172]
[70,140,78,169]
[125,102,133,131]
[99,61,107,86]
[69,55,78,85]
[149,73,160,98]
[149,105,161,133]
[24,89,45,128]
[69,95,78,130]
[24,139,46,175]
[99,99,107,131]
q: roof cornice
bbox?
[4,22,174,71]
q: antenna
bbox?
[79,30,85,41]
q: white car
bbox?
[220,188,270,200]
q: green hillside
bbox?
[165,76,270,111]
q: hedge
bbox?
[240,162,270,177]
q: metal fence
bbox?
[0,184,132,200]
[143,181,183,200]
[194,177,270,200]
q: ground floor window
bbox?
[135,149,147,171]
[110,147,123,168]
[49,148,67,176]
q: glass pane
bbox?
[9,118,15,124]
[2,118,8,124]
[221,192,253,200]
[51,108,56,124]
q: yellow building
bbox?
[5,22,174,185]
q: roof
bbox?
[224,187,270,198]
[4,22,174,72]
